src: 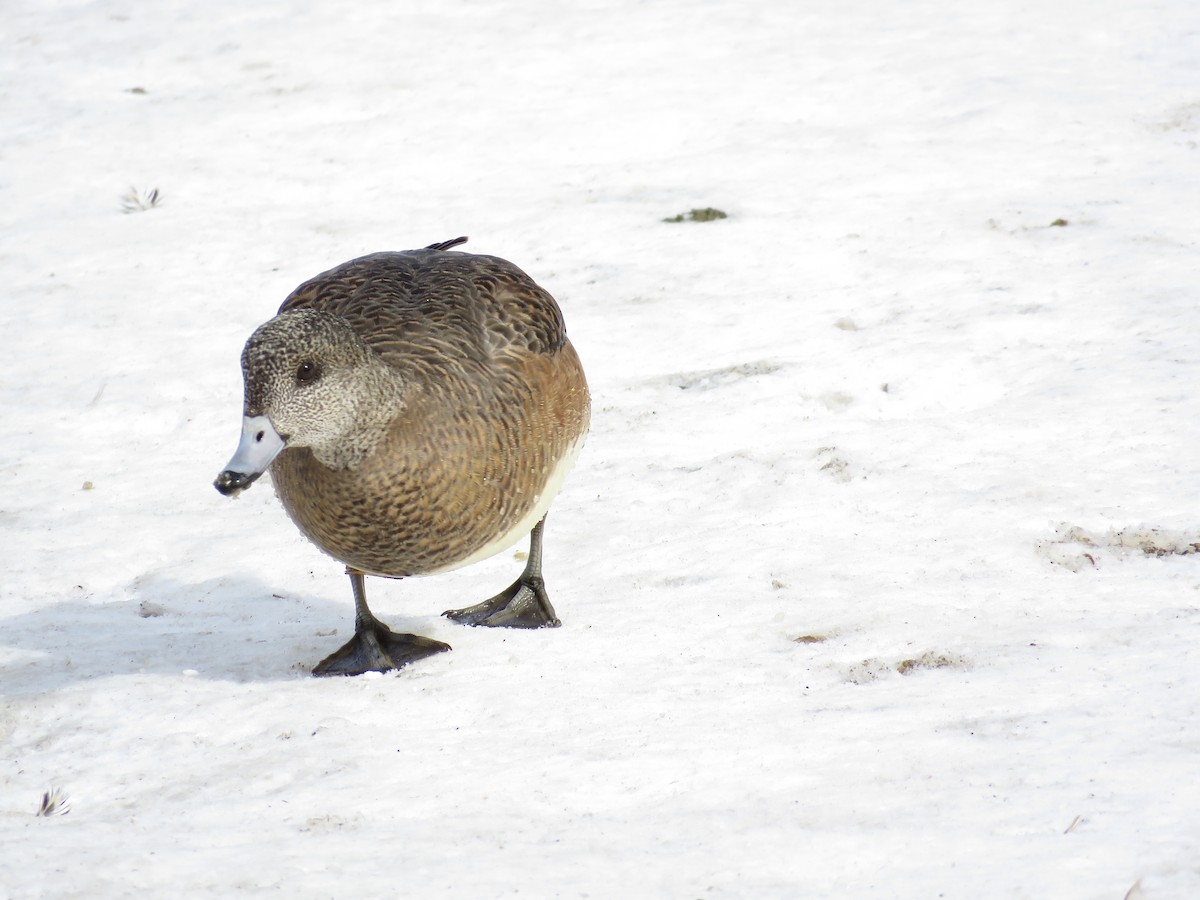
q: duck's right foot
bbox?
[442,575,560,629]
[313,620,450,677]
[443,515,564,629]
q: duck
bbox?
[213,237,590,676]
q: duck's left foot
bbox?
[442,576,561,629]
[313,621,451,677]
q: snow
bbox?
[4,0,1200,896]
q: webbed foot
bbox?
[313,569,450,676]
[313,621,450,677]
[443,575,560,629]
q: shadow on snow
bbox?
[0,574,450,692]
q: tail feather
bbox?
[425,236,469,252]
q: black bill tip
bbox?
[214,469,261,497]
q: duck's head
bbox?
[214,309,394,496]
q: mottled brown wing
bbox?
[277,249,566,372]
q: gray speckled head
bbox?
[234,309,407,472]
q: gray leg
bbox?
[442,516,561,628]
[313,570,451,676]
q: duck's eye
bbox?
[296,361,320,385]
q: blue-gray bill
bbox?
[213,414,286,497]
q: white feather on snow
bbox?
[3,0,1200,897]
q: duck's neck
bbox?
[310,360,408,470]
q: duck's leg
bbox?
[313,569,451,676]
[443,516,562,628]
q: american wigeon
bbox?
[214,237,590,676]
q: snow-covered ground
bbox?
[4,0,1200,896]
